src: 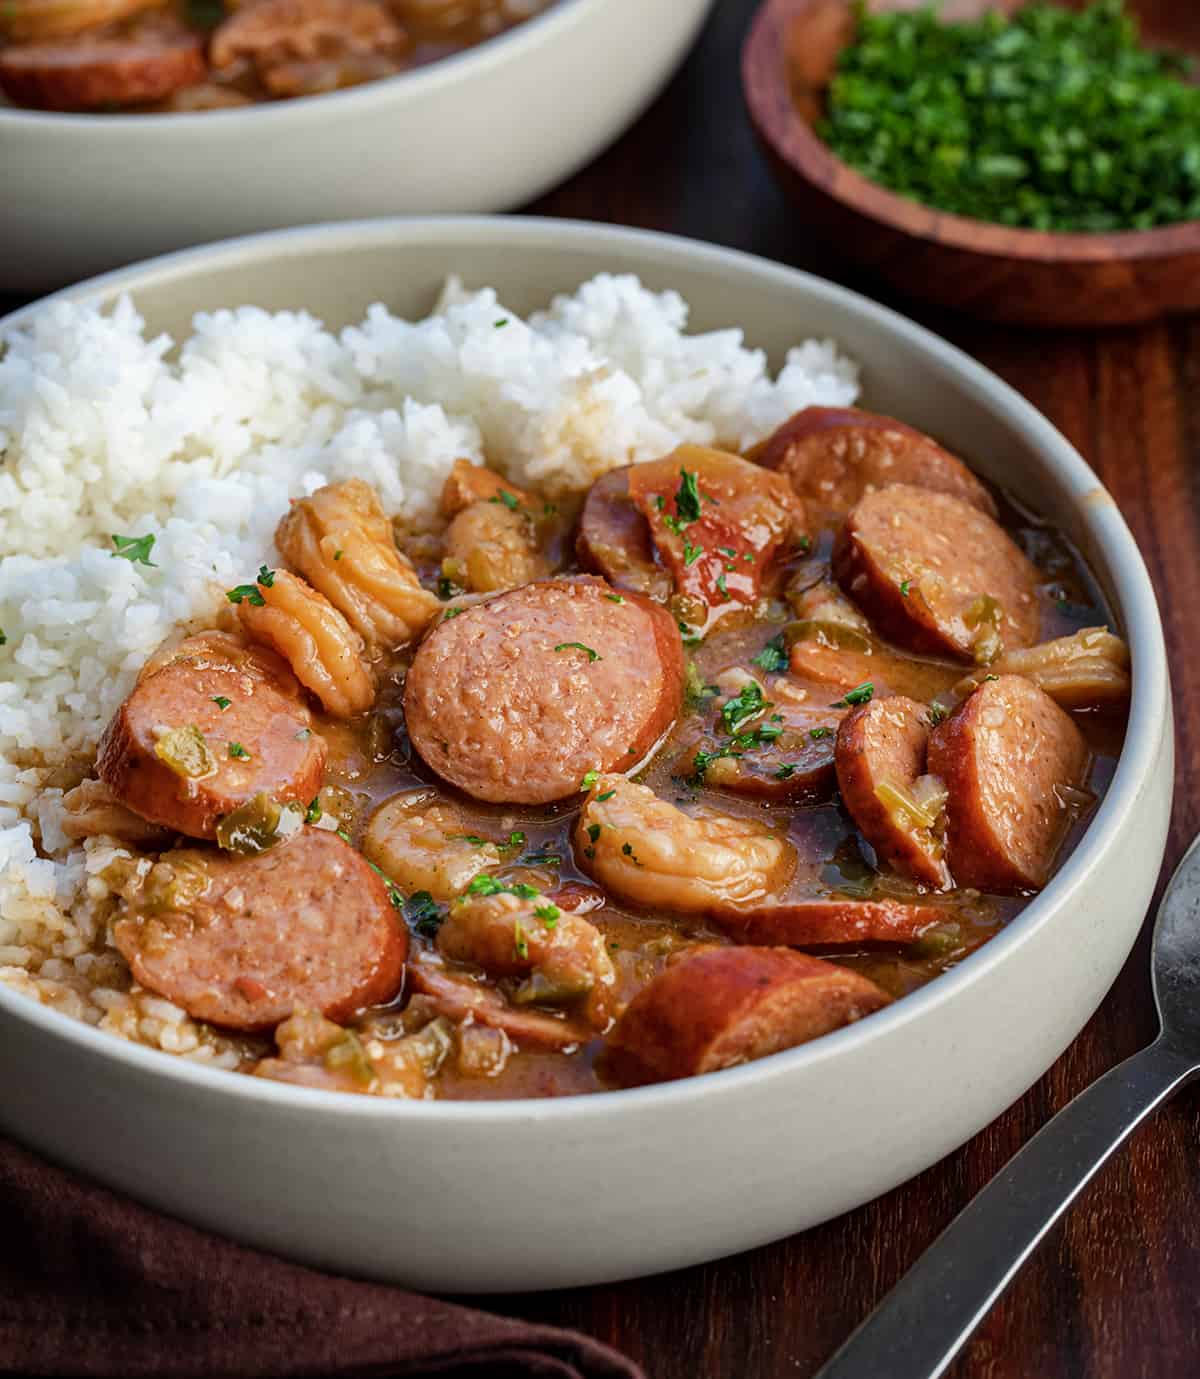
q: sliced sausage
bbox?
[440,459,529,518]
[407,954,591,1051]
[833,485,1040,661]
[600,946,891,1087]
[575,467,671,600]
[0,16,205,110]
[625,446,806,631]
[692,697,845,802]
[715,899,946,947]
[404,577,684,804]
[97,631,326,841]
[928,674,1090,892]
[0,0,163,44]
[112,828,406,1032]
[835,696,951,888]
[788,634,962,703]
[210,0,408,71]
[750,406,996,516]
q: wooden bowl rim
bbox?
[743,0,1200,265]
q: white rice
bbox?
[0,271,859,1058]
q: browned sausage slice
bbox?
[788,634,962,703]
[835,696,951,888]
[928,675,1090,892]
[692,697,845,802]
[112,828,407,1032]
[625,446,806,632]
[97,631,326,841]
[750,406,997,517]
[601,947,890,1087]
[0,16,205,110]
[407,955,591,1051]
[833,485,1040,661]
[404,577,684,804]
[575,467,670,600]
[715,898,945,947]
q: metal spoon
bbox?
[813,832,1200,1379]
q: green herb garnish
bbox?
[751,634,788,673]
[832,681,874,708]
[581,769,600,791]
[226,584,264,607]
[490,489,521,511]
[305,797,322,824]
[110,534,157,567]
[554,642,601,662]
[228,742,250,760]
[683,542,703,567]
[721,682,772,735]
[211,696,231,711]
[821,0,1200,234]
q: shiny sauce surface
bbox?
[316,484,1125,1100]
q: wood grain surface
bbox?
[1,2,1197,1375]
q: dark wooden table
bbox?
[2,4,1197,1377]
[499,2,1200,1376]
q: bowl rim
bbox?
[743,0,1200,264]
[0,0,598,130]
[0,214,1169,1124]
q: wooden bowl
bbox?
[743,0,1200,326]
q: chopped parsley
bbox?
[110,533,157,567]
[596,789,616,803]
[718,545,737,558]
[501,830,527,850]
[715,571,730,600]
[683,541,703,567]
[586,823,601,843]
[653,495,666,511]
[621,842,643,866]
[809,726,832,740]
[900,580,912,597]
[226,584,265,607]
[927,704,948,727]
[405,889,446,938]
[534,903,560,928]
[257,565,276,588]
[333,549,343,561]
[211,696,232,711]
[775,763,801,780]
[797,535,812,554]
[442,606,465,620]
[518,843,565,866]
[554,641,601,662]
[832,681,875,708]
[490,489,521,512]
[467,875,541,900]
[604,593,626,604]
[751,634,788,673]
[437,574,465,601]
[581,769,600,791]
[305,797,322,824]
[721,682,772,735]
[228,742,250,760]
[674,469,702,523]
[494,318,509,328]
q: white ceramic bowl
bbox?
[0,0,713,293]
[0,218,1171,1292]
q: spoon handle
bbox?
[812,1037,1199,1379]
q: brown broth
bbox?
[312,473,1126,1100]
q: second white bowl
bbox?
[0,0,713,292]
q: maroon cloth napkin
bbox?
[0,1137,644,1379]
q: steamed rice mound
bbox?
[0,272,859,1066]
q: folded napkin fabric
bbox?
[0,1137,643,1379]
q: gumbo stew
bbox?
[76,405,1130,1098]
